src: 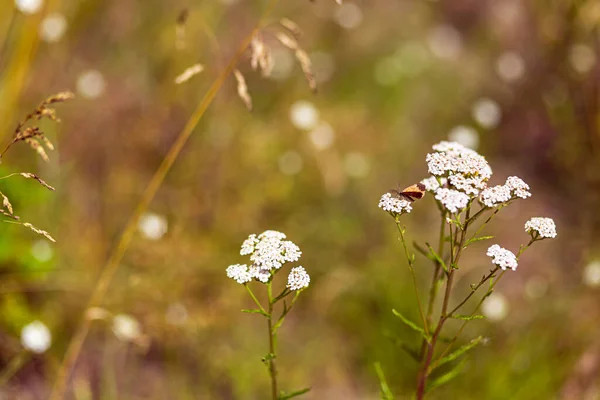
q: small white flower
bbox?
[505,176,531,199]
[420,176,441,192]
[487,244,518,271]
[378,193,412,215]
[240,234,258,255]
[480,184,511,208]
[250,233,302,271]
[21,321,52,353]
[229,230,303,285]
[112,314,141,342]
[287,266,310,291]
[434,188,469,213]
[226,264,253,284]
[525,217,557,239]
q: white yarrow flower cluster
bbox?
[479,184,511,208]
[426,141,492,183]
[434,188,469,214]
[378,193,412,215]
[487,244,518,271]
[505,176,531,199]
[226,264,253,284]
[479,176,531,208]
[525,217,557,239]
[227,230,309,288]
[287,266,310,291]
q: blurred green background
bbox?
[1,0,600,398]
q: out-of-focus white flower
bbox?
[309,122,335,150]
[290,101,319,130]
[138,212,168,240]
[505,176,531,199]
[496,52,525,82]
[420,176,441,192]
[76,70,106,99]
[287,266,310,291]
[569,44,596,74]
[344,152,370,178]
[112,314,141,342]
[334,3,363,30]
[31,239,53,262]
[472,98,501,129]
[21,321,52,353]
[480,184,511,208]
[378,193,412,215]
[15,0,42,14]
[448,125,480,150]
[39,13,67,43]
[525,217,557,239]
[428,25,462,60]
[279,151,303,175]
[434,188,469,213]
[487,244,518,271]
[482,293,508,321]
[583,261,600,287]
[226,264,253,284]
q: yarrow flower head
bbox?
[525,217,557,239]
[378,192,412,215]
[226,264,253,284]
[227,230,306,285]
[486,244,518,271]
[287,266,310,291]
[434,188,469,214]
[426,141,492,181]
[505,176,531,199]
[479,176,531,208]
[479,184,511,208]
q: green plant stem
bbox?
[436,238,536,362]
[395,220,428,336]
[267,281,278,400]
[245,284,266,314]
[416,207,472,398]
[419,213,446,359]
[49,2,280,398]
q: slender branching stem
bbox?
[419,213,446,359]
[245,285,267,314]
[395,220,429,336]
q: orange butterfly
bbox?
[390,183,426,202]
